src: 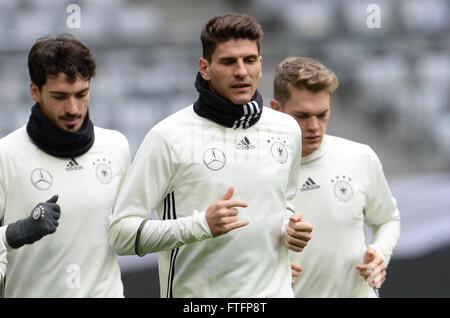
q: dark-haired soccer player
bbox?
[0,35,129,297]
[109,13,312,297]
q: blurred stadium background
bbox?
[0,0,448,297]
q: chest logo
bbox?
[92,158,113,184]
[331,176,353,202]
[203,148,226,171]
[300,177,320,192]
[31,168,53,191]
[66,158,83,171]
[236,136,255,150]
[267,137,288,164]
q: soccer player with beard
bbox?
[0,35,129,297]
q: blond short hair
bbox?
[273,57,339,105]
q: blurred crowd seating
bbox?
[0,0,449,176]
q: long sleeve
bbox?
[282,122,303,233]
[108,127,212,256]
[0,237,6,282]
[364,148,401,265]
[286,124,302,212]
[0,142,13,252]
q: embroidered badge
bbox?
[92,158,113,184]
[331,175,353,202]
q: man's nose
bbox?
[306,116,320,131]
[234,60,248,79]
[64,97,79,114]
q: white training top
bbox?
[290,135,400,297]
[109,105,302,298]
[0,126,130,297]
[0,236,6,283]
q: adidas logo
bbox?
[300,177,320,192]
[65,158,83,171]
[236,136,255,150]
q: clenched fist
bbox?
[285,212,313,252]
[6,195,61,248]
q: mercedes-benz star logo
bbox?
[31,168,53,191]
[203,148,226,171]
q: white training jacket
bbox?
[0,126,130,297]
[290,135,400,297]
[109,105,302,298]
[0,237,6,283]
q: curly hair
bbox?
[28,34,96,89]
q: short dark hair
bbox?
[201,13,263,62]
[28,34,96,90]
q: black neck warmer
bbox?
[193,72,263,129]
[26,103,95,158]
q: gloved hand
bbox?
[6,195,61,248]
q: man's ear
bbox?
[270,99,281,111]
[30,82,41,104]
[198,58,210,81]
[259,56,263,79]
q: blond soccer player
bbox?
[271,57,400,297]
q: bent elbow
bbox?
[108,219,137,256]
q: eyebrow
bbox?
[218,54,259,62]
[49,87,90,95]
[293,109,329,116]
[217,57,237,63]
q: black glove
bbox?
[6,195,61,249]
